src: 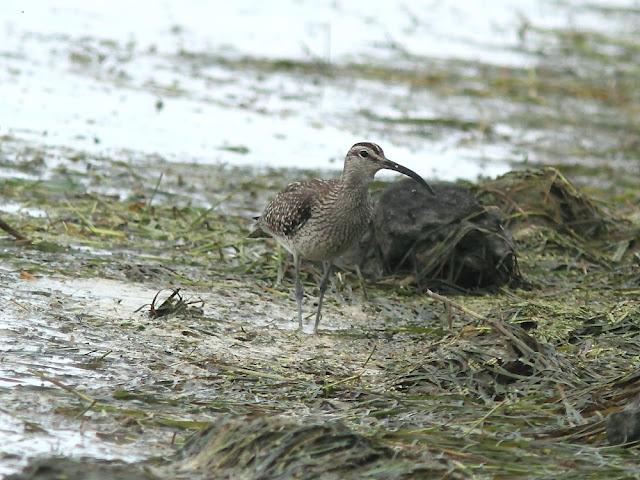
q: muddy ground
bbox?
[2,1,640,479]
[2,148,640,479]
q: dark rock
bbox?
[343,180,520,290]
[606,409,640,446]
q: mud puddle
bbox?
[0,270,406,475]
[2,1,639,183]
[1,0,640,477]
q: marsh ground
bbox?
[1,1,640,478]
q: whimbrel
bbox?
[251,142,434,333]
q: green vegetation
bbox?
[2,145,640,478]
[3,4,640,478]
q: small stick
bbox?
[97,350,113,361]
[9,298,31,312]
[324,344,377,389]
[426,289,536,357]
[0,216,28,241]
[463,398,508,438]
[146,172,164,212]
[426,289,484,321]
[75,399,98,419]
[30,369,96,404]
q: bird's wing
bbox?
[256,178,340,238]
[258,182,316,237]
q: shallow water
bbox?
[0,271,366,475]
[1,0,637,181]
[1,0,639,476]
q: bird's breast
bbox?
[292,192,372,261]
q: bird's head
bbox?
[343,142,435,194]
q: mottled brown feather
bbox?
[258,179,336,238]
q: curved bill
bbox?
[382,159,436,195]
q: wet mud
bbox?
[2,1,640,478]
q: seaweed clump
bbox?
[475,166,638,266]
[475,167,610,237]
[175,416,456,479]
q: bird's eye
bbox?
[359,150,369,158]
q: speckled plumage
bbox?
[251,142,432,333]
[257,178,372,261]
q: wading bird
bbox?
[251,142,434,333]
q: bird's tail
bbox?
[248,216,270,238]
[248,227,270,239]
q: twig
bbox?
[324,344,377,390]
[30,369,96,404]
[0,216,28,241]
[75,399,98,419]
[426,289,484,321]
[426,289,536,357]
[463,398,509,438]
[9,298,31,312]
[146,171,164,212]
[97,350,113,361]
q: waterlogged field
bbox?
[1,1,640,478]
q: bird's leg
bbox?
[314,261,333,334]
[294,253,304,331]
[355,265,369,302]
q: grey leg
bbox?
[355,265,369,302]
[313,261,333,334]
[294,254,304,330]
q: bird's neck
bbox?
[337,171,373,215]
[340,168,374,192]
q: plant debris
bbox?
[4,157,640,478]
[176,416,457,479]
[0,215,29,242]
[3,2,640,476]
[136,288,205,319]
